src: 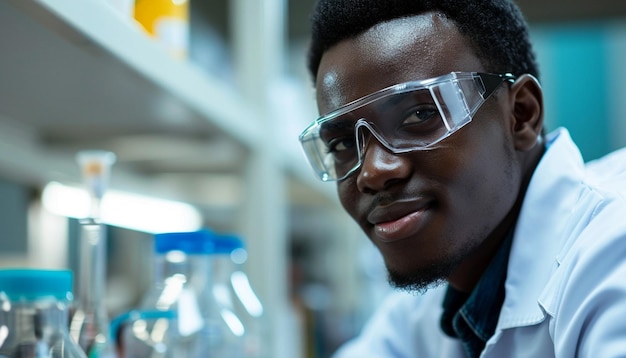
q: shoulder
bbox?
[542,180,626,356]
[585,146,626,198]
[555,166,626,290]
[556,144,626,263]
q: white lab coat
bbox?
[332,128,626,358]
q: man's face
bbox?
[315,13,523,291]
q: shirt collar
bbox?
[440,228,514,357]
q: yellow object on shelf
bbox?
[134,0,189,59]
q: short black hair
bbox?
[307,0,539,83]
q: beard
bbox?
[385,225,487,294]
[386,260,454,294]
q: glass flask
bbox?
[0,268,87,358]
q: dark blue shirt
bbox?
[439,230,514,358]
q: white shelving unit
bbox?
[1,0,256,198]
[0,0,339,357]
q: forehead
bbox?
[316,12,485,114]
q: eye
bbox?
[327,136,356,154]
[403,105,439,125]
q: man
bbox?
[298,0,626,357]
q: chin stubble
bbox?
[385,227,485,294]
[386,259,455,294]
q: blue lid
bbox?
[212,233,245,254]
[154,229,245,255]
[154,229,217,254]
[0,269,73,301]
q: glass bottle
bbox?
[118,229,247,357]
[69,150,117,358]
[0,268,87,358]
[209,234,266,358]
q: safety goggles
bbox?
[299,71,515,181]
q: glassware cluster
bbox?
[0,150,265,357]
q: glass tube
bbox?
[69,150,117,358]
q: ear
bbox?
[508,74,544,151]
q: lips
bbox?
[367,199,433,242]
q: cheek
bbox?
[443,124,520,229]
[337,179,359,218]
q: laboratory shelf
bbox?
[0,0,248,198]
[1,0,260,146]
[0,0,334,206]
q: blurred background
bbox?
[0,0,625,357]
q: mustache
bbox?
[364,192,411,212]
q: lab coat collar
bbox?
[497,128,584,330]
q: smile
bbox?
[368,200,433,242]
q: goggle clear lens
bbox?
[299,72,514,181]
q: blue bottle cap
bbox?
[212,233,245,254]
[154,229,245,255]
[0,269,73,301]
[154,229,217,254]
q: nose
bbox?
[355,137,412,193]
